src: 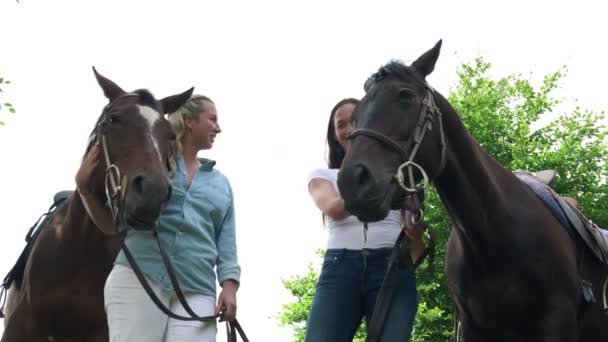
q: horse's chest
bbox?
[468,282,531,311]
[460,274,546,327]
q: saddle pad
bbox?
[2,192,71,288]
[515,172,608,264]
[515,172,570,227]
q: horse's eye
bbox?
[398,88,416,100]
[108,114,121,124]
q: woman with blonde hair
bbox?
[76,94,241,342]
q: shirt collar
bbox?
[177,155,216,172]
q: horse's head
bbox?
[338,40,446,222]
[88,68,193,229]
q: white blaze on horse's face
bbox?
[137,105,164,164]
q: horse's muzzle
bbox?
[338,162,392,222]
[123,173,170,230]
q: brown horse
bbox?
[1,69,193,342]
[337,41,608,341]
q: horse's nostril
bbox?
[132,175,145,194]
[354,164,372,186]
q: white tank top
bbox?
[307,168,402,250]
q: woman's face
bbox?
[333,103,356,152]
[186,100,221,150]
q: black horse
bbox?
[337,41,608,341]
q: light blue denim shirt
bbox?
[114,156,240,296]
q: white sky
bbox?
[1,0,607,340]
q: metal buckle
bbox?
[395,160,429,192]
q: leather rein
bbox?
[97,93,249,341]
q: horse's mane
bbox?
[133,89,160,110]
[365,60,426,92]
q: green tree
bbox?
[450,57,608,226]
[0,77,17,126]
[277,56,608,341]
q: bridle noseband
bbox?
[348,85,447,195]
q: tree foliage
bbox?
[0,77,17,126]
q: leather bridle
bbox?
[348,86,447,195]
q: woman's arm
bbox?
[75,144,115,235]
[215,185,240,322]
[308,178,350,220]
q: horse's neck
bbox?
[61,192,109,245]
[432,95,523,242]
[47,191,121,269]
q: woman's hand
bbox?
[403,221,427,243]
[74,144,114,235]
[216,280,238,322]
[404,221,428,262]
[76,144,101,196]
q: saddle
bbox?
[0,191,72,318]
[515,170,608,267]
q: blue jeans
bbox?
[304,248,418,342]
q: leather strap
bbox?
[119,231,249,342]
[366,201,436,341]
[366,230,413,342]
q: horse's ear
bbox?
[411,40,442,78]
[160,87,194,114]
[92,67,126,102]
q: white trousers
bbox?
[104,264,217,342]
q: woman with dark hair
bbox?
[304,98,426,341]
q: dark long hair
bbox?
[326,98,360,169]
